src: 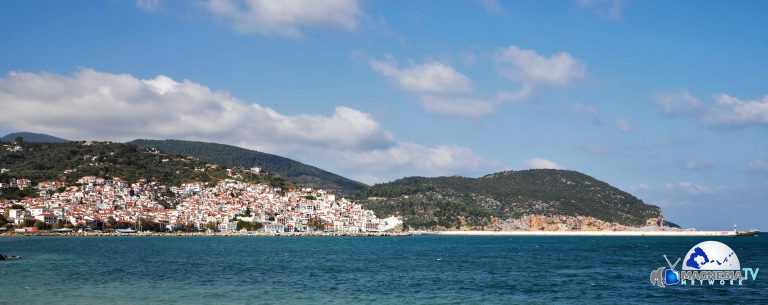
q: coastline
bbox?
[0,231,412,237]
[420,230,754,236]
[2,230,758,237]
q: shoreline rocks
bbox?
[0,231,413,237]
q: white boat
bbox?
[116,228,137,233]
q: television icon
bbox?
[664,269,680,285]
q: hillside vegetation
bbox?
[353,170,663,229]
[1,134,670,230]
[130,139,368,195]
[0,141,292,188]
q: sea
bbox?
[1,235,766,304]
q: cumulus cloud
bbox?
[655,90,704,116]
[631,182,768,229]
[203,0,363,37]
[370,48,577,118]
[136,0,164,11]
[0,69,498,183]
[369,46,586,118]
[746,159,768,173]
[626,183,650,193]
[577,0,625,21]
[495,45,586,87]
[614,118,632,133]
[710,94,768,127]
[664,181,712,195]
[369,59,473,94]
[655,90,768,128]
[339,143,494,174]
[369,56,502,117]
[477,0,504,14]
[524,157,563,170]
[680,158,713,171]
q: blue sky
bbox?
[1,0,766,230]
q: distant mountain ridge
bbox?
[1,132,68,143]
[130,139,368,196]
[353,169,667,229]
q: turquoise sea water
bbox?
[1,235,766,304]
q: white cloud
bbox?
[627,183,650,193]
[0,69,498,183]
[369,56,499,117]
[495,84,533,103]
[614,118,632,133]
[655,90,704,116]
[203,0,363,37]
[709,94,768,127]
[340,143,495,174]
[370,46,586,118]
[524,157,563,170]
[369,59,473,94]
[655,90,768,128]
[680,158,713,171]
[664,181,712,195]
[477,0,504,14]
[746,159,768,173]
[577,0,625,21]
[136,0,164,11]
[495,45,586,87]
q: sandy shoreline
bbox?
[1,230,757,237]
[420,230,751,236]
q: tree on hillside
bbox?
[308,217,327,231]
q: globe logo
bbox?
[682,241,740,271]
[651,240,758,288]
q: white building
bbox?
[264,223,285,233]
[34,213,58,224]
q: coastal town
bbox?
[0,171,402,235]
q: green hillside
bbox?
[130,139,368,195]
[0,141,292,189]
[353,169,665,229]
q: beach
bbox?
[421,230,753,237]
[0,231,412,237]
[1,229,756,237]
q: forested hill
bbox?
[1,132,68,143]
[353,169,664,229]
[0,141,293,188]
[130,139,368,195]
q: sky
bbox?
[0,0,766,230]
